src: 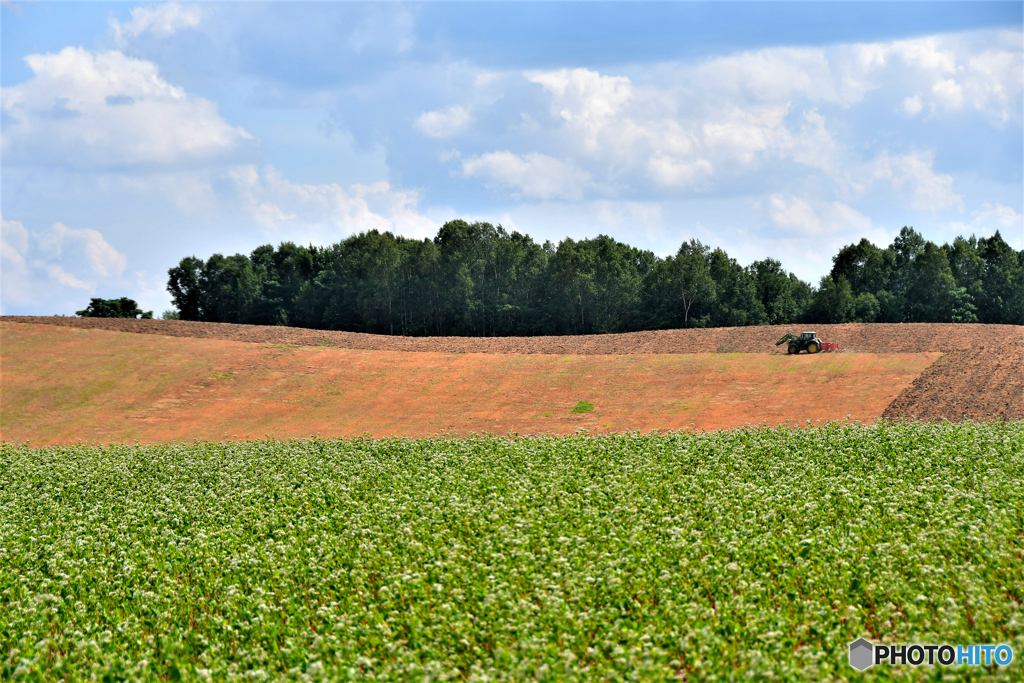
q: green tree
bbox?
[167,256,203,320]
[805,276,855,323]
[976,231,1024,324]
[854,292,880,323]
[830,238,894,297]
[750,258,803,325]
[76,297,153,319]
[887,226,926,319]
[706,248,765,327]
[950,287,979,324]
[904,242,957,322]
[198,253,264,324]
[643,240,716,328]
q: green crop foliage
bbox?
[2,422,1023,681]
[572,401,594,413]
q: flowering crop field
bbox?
[2,422,1023,681]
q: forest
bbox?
[166,221,1024,335]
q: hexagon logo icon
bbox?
[849,638,874,671]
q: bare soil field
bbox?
[6,315,1022,354]
[884,347,1024,421]
[1,322,941,444]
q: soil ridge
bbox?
[4,316,1021,355]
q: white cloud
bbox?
[974,202,1023,228]
[1,47,252,168]
[461,151,590,200]
[508,29,1019,203]
[701,105,793,166]
[227,165,437,240]
[887,32,1022,121]
[867,151,962,211]
[759,195,897,274]
[888,35,958,74]
[769,194,876,237]
[595,200,663,228]
[901,94,924,116]
[110,3,203,43]
[1,214,29,258]
[32,222,128,280]
[527,68,633,150]
[944,203,1024,246]
[0,214,128,311]
[414,105,472,139]
[931,78,964,109]
[687,45,876,106]
[769,195,825,235]
[962,44,1023,122]
[647,155,714,188]
[41,264,93,291]
[1,215,32,310]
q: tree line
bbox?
[165,221,1024,334]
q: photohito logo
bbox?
[848,638,1014,671]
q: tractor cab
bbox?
[801,331,816,340]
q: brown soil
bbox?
[5,316,1022,354]
[1,322,940,445]
[883,347,1024,421]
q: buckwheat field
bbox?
[3,422,1022,681]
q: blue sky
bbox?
[2,2,1022,316]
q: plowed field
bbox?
[1,321,940,444]
[2,318,1020,444]
[884,347,1024,421]
[6,315,1022,354]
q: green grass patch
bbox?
[2,422,1022,680]
[571,400,594,413]
[208,372,232,380]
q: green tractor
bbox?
[776,331,823,355]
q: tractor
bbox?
[776,331,823,354]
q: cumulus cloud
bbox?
[461,151,590,201]
[864,152,962,211]
[227,165,438,241]
[1,47,252,168]
[33,222,128,278]
[496,29,1019,206]
[759,195,897,273]
[901,94,924,116]
[943,203,1024,246]
[647,155,714,188]
[884,32,1022,122]
[769,195,873,237]
[974,202,1023,228]
[415,105,471,139]
[594,200,663,228]
[0,214,128,311]
[110,3,203,43]
[527,68,633,150]
[687,45,877,106]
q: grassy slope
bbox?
[2,423,1023,681]
[1,323,939,443]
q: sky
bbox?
[2,1,1022,316]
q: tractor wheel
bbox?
[788,343,799,354]
[807,342,820,354]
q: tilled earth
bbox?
[883,347,1024,421]
[5,316,1022,354]
[5,317,1022,423]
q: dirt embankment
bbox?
[883,347,1024,421]
[4,316,1022,355]
[0,322,940,444]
